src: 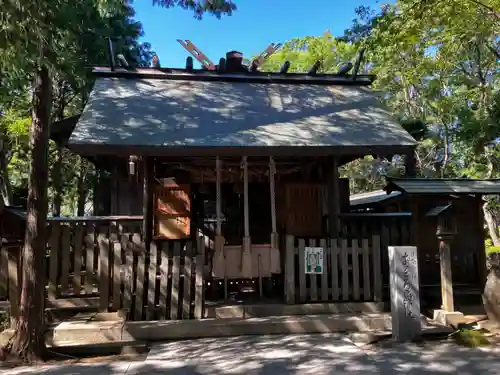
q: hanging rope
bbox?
[216,157,222,236]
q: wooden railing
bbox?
[1,216,206,321]
[340,213,412,287]
[284,235,382,304]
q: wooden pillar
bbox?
[142,157,154,246]
[214,157,226,298]
[437,216,455,312]
[216,157,222,238]
[477,197,487,287]
[269,156,278,250]
[241,156,252,278]
[327,156,340,237]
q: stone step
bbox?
[204,302,387,319]
[51,313,394,345]
[46,340,149,358]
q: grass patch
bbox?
[451,329,491,347]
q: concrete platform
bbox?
[51,313,394,345]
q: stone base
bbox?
[433,309,464,327]
[51,313,393,345]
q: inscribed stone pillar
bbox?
[388,246,421,342]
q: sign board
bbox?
[305,247,324,274]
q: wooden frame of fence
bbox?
[285,235,382,304]
[1,219,206,322]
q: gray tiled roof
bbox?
[68,77,416,149]
[385,178,500,195]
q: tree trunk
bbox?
[484,202,500,246]
[7,61,52,362]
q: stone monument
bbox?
[483,256,500,327]
[388,246,422,341]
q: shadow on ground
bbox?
[2,334,500,375]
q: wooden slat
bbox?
[285,235,295,304]
[320,238,328,301]
[123,232,135,316]
[183,242,193,319]
[298,238,307,302]
[60,225,71,296]
[0,248,8,299]
[159,242,169,319]
[341,239,349,301]
[170,242,181,320]
[134,240,146,320]
[352,240,360,300]
[73,225,84,295]
[98,227,110,311]
[112,240,122,311]
[362,238,371,300]
[147,241,157,320]
[372,235,382,301]
[330,238,339,301]
[194,236,205,319]
[309,239,318,301]
[84,224,95,295]
[48,222,61,300]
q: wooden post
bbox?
[194,236,205,319]
[241,156,252,278]
[142,157,154,246]
[214,157,226,298]
[437,216,455,312]
[269,156,279,250]
[327,156,340,237]
[216,157,222,238]
[477,197,487,287]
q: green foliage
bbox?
[451,328,491,347]
[152,0,236,18]
[260,32,363,74]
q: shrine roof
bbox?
[67,67,417,156]
[385,178,500,195]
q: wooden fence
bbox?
[1,217,206,321]
[284,235,382,304]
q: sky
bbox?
[132,0,387,69]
